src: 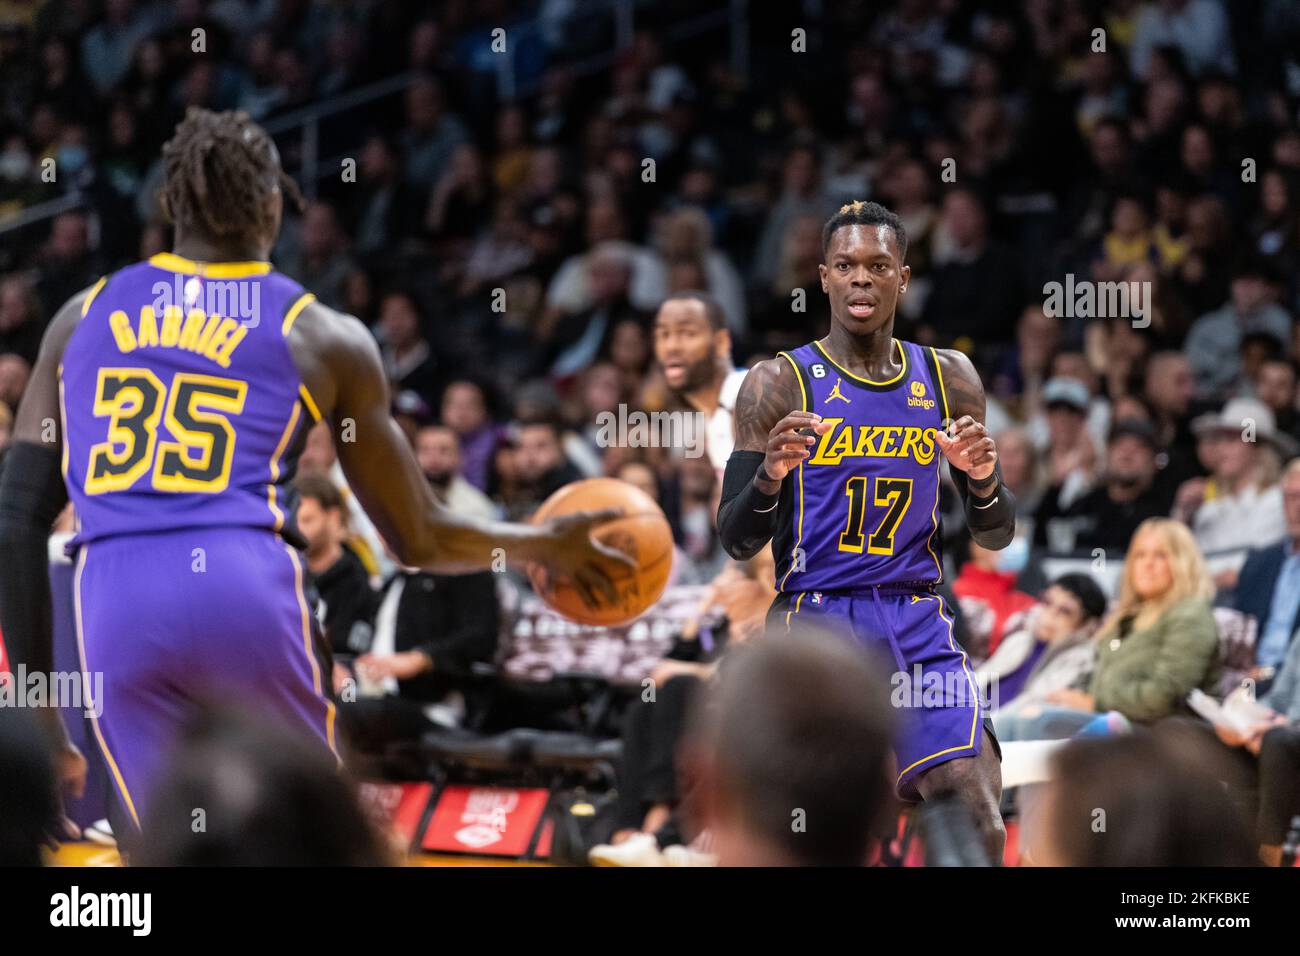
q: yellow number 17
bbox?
[839,476,913,555]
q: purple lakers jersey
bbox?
[772,339,950,592]
[60,253,320,545]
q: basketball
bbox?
[527,478,674,627]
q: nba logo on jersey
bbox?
[810,591,824,605]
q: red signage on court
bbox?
[422,785,550,857]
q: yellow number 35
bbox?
[84,367,247,495]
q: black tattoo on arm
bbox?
[735,357,802,494]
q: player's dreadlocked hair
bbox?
[821,199,907,260]
[160,107,304,247]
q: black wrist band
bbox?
[756,462,781,484]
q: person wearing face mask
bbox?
[951,533,1038,659]
[54,139,91,185]
[0,136,40,212]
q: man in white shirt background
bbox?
[652,290,748,497]
[414,423,498,521]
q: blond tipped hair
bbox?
[1100,518,1213,636]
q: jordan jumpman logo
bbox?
[826,376,851,404]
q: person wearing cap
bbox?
[1039,417,1174,555]
[1183,257,1291,401]
[1037,375,1098,494]
[1031,376,1103,547]
[1174,397,1293,588]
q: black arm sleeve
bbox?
[0,441,68,680]
[716,450,782,561]
[950,464,1017,550]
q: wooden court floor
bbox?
[48,842,552,867]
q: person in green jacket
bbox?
[997,517,1220,740]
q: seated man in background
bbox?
[1211,609,1300,865]
[335,547,499,753]
[1029,377,1099,546]
[1252,355,1300,446]
[365,428,503,712]
[502,419,583,520]
[978,573,1108,713]
[296,474,376,657]
[337,450,501,750]
[1233,457,1300,692]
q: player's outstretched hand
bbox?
[537,508,637,610]
[935,415,997,482]
[762,411,834,483]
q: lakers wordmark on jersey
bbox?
[771,338,950,592]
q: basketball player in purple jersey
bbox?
[717,201,1016,861]
[0,109,631,830]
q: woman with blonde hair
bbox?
[995,518,1220,741]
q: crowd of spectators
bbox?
[3,1,1300,572]
[4,0,1300,864]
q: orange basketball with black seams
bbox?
[527,477,674,627]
